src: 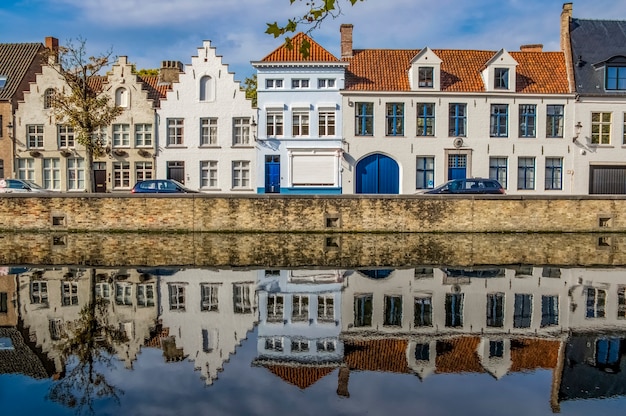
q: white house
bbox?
[156,41,256,192]
[252,33,347,194]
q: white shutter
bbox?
[291,154,336,186]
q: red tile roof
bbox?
[344,49,570,94]
[265,365,335,389]
[260,32,339,63]
[344,339,410,373]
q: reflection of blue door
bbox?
[448,154,467,180]
[355,154,399,194]
[265,155,280,193]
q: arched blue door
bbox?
[355,154,399,194]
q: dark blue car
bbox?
[424,178,505,194]
[131,179,198,194]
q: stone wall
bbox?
[0,194,625,233]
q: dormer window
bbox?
[494,68,509,89]
[606,66,626,90]
[0,76,7,89]
[418,67,434,88]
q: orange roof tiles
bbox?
[344,49,570,94]
[261,32,340,63]
[435,337,485,374]
[510,339,560,372]
[344,339,410,373]
[265,365,335,389]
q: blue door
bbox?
[265,155,280,193]
[448,154,467,180]
[355,154,399,194]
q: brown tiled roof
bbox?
[138,74,171,106]
[344,339,410,373]
[344,49,569,94]
[435,337,484,374]
[265,365,335,389]
[260,32,339,63]
[510,339,560,372]
[0,42,44,100]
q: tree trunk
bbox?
[85,146,94,193]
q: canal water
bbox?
[1,233,626,415]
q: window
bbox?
[232,161,250,189]
[623,113,626,145]
[445,293,463,327]
[27,125,44,148]
[266,79,283,89]
[17,158,34,180]
[490,341,504,358]
[233,117,251,145]
[137,284,155,307]
[519,104,536,138]
[606,66,626,90]
[135,124,152,147]
[355,102,373,136]
[319,111,335,136]
[0,160,3,179]
[200,118,217,146]
[292,340,309,353]
[517,157,535,190]
[489,157,507,188]
[58,125,75,148]
[0,76,6,89]
[291,79,309,88]
[414,296,432,327]
[384,295,402,326]
[266,112,283,137]
[541,295,559,327]
[115,87,128,107]
[416,156,434,190]
[586,287,606,318]
[546,105,564,138]
[318,295,334,322]
[487,293,504,327]
[167,118,184,146]
[233,283,253,314]
[200,283,219,311]
[43,88,55,109]
[386,103,404,136]
[490,104,508,137]
[418,67,434,88]
[415,343,430,361]
[135,161,152,183]
[116,282,133,306]
[31,281,48,305]
[545,157,563,190]
[494,68,509,89]
[354,294,373,327]
[618,287,626,319]
[67,157,85,190]
[416,103,435,136]
[202,329,215,352]
[292,111,309,136]
[113,162,130,189]
[265,337,283,352]
[95,283,110,300]
[199,75,214,101]
[43,158,61,190]
[591,112,612,144]
[317,339,336,353]
[514,294,532,328]
[292,295,309,322]
[267,294,284,322]
[318,78,335,88]
[200,161,218,188]
[449,103,467,137]
[62,282,78,306]
[112,124,130,147]
[168,283,186,311]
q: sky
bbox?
[2,0,626,83]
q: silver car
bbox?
[0,178,49,193]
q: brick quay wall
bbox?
[0,194,625,233]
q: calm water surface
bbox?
[1,233,626,416]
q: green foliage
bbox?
[243,74,257,108]
[131,64,160,76]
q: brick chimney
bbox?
[560,3,575,93]
[520,44,543,52]
[45,36,59,64]
[340,24,353,59]
[159,60,183,84]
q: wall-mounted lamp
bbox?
[573,121,583,142]
[251,116,258,141]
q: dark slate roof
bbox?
[0,42,43,100]
[570,18,626,95]
[0,327,52,379]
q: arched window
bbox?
[115,87,129,107]
[43,88,55,109]
[199,76,214,101]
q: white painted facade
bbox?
[156,41,256,192]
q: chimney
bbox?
[560,3,576,93]
[159,60,183,84]
[45,36,59,64]
[520,44,543,52]
[340,24,353,59]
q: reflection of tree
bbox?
[47,270,128,415]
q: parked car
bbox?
[0,178,50,193]
[423,178,505,194]
[131,179,198,194]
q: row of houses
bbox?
[1,3,625,195]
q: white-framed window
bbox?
[137,284,155,307]
[291,79,309,89]
[494,68,509,89]
[67,157,85,190]
[167,118,184,146]
[27,125,44,148]
[591,112,612,144]
[113,162,131,189]
[318,110,336,136]
[200,160,218,188]
[43,158,61,190]
[266,79,283,89]
[115,282,133,306]
[168,283,186,311]
[135,161,152,183]
[623,112,626,145]
[233,283,254,314]
[416,156,435,190]
[318,295,334,322]
[317,339,336,353]
[115,87,129,107]
[418,67,434,87]
[112,124,130,147]
[291,339,309,353]
[199,75,214,101]
[266,111,283,137]
[292,111,309,137]
[200,118,218,146]
[318,78,336,88]
[292,295,309,322]
[232,161,250,189]
[95,282,110,300]
[31,281,48,305]
[267,294,284,322]
[233,117,251,145]
[264,337,283,352]
[62,281,78,306]
[17,158,35,180]
[43,88,55,109]
[135,124,152,147]
[200,283,219,312]
[58,124,75,148]
[586,287,606,318]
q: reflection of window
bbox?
[49,319,63,340]
[596,338,621,368]
[489,340,504,358]
[541,295,559,327]
[619,287,626,319]
[0,292,7,313]
[62,282,78,306]
[317,339,336,352]
[168,283,186,311]
[415,343,430,361]
[233,283,253,314]
[116,282,133,306]
[31,281,48,305]
[586,287,606,318]
[318,295,334,322]
[137,284,155,307]
[200,283,218,312]
[445,293,463,327]
[292,295,309,322]
[514,294,532,328]
[354,294,373,327]
[384,295,402,326]
[95,282,110,299]
[291,339,309,352]
[414,296,432,327]
[267,294,284,322]
[264,337,283,352]
[202,329,215,352]
[487,293,504,327]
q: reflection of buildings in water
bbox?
[254,269,346,388]
[157,269,258,385]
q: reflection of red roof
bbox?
[510,339,560,372]
[344,339,410,373]
[435,337,484,374]
[265,365,335,390]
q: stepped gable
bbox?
[260,32,339,62]
[344,338,410,373]
[265,365,335,390]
